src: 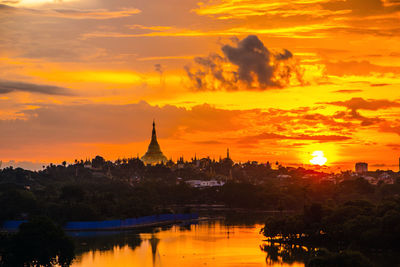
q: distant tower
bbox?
[141,120,168,165]
[355,162,368,174]
[227,148,230,159]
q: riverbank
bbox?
[1,213,199,232]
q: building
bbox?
[141,120,168,165]
[185,180,225,188]
[221,148,234,166]
[355,162,368,174]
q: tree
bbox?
[0,217,75,267]
[92,155,105,169]
[60,184,85,203]
[307,249,373,267]
[0,189,37,221]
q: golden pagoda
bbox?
[141,120,168,165]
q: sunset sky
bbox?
[1,0,400,171]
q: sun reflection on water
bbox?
[71,222,305,267]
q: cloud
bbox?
[370,83,390,87]
[0,3,141,19]
[81,24,338,39]
[0,3,16,8]
[193,140,224,145]
[0,1,18,5]
[387,143,400,150]
[193,0,351,20]
[185,35,304,91]
[0,101,361,154]
[1,0,74,5]
[379,122,400,136]
[333,89,363,93]
[322,0,400,16]
[325,97,400,111]
[323,97,400,126]
[0,160,48,171]
[322,0,383,15]
[323,60,400,76]
[333,110,383,126]
[0,102,248,148]
[50,8,141,20]
[0,79,71,95]
[236,132,351,145]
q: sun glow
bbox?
[310,150,327,166]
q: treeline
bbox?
[1,161,400,223]
[261,198,400,266]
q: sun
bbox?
[310,151,327,166]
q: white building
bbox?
[185,180,225,188]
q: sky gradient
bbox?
[1,0,400,171]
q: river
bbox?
[69,220,305,267]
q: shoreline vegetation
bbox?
[1,155,400,266]
[261,200,400,266]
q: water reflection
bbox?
[261,242,316,265]
[70,230,143,255]
[70,221,305,267]
[149,234,160,266]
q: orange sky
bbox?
[1,0,400,171]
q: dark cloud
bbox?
[370,83,390,87]
[379,122,400,136]
[0,80,71,95]
[154,63,164,75]
[323,97,400,127]
[154,63,165,84]
[333,110,383,126]
[274,49,293,61]
[325,97,400,111]
[185,35,303,91]
[370,163,391,168]
[221,35,276,87]
[387,143,400,150]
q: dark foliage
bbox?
[0,217,74,267]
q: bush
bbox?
[307,249,373,267]
[0,217,75,267]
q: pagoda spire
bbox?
[141,120,168,165]
[152,119,157,141]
